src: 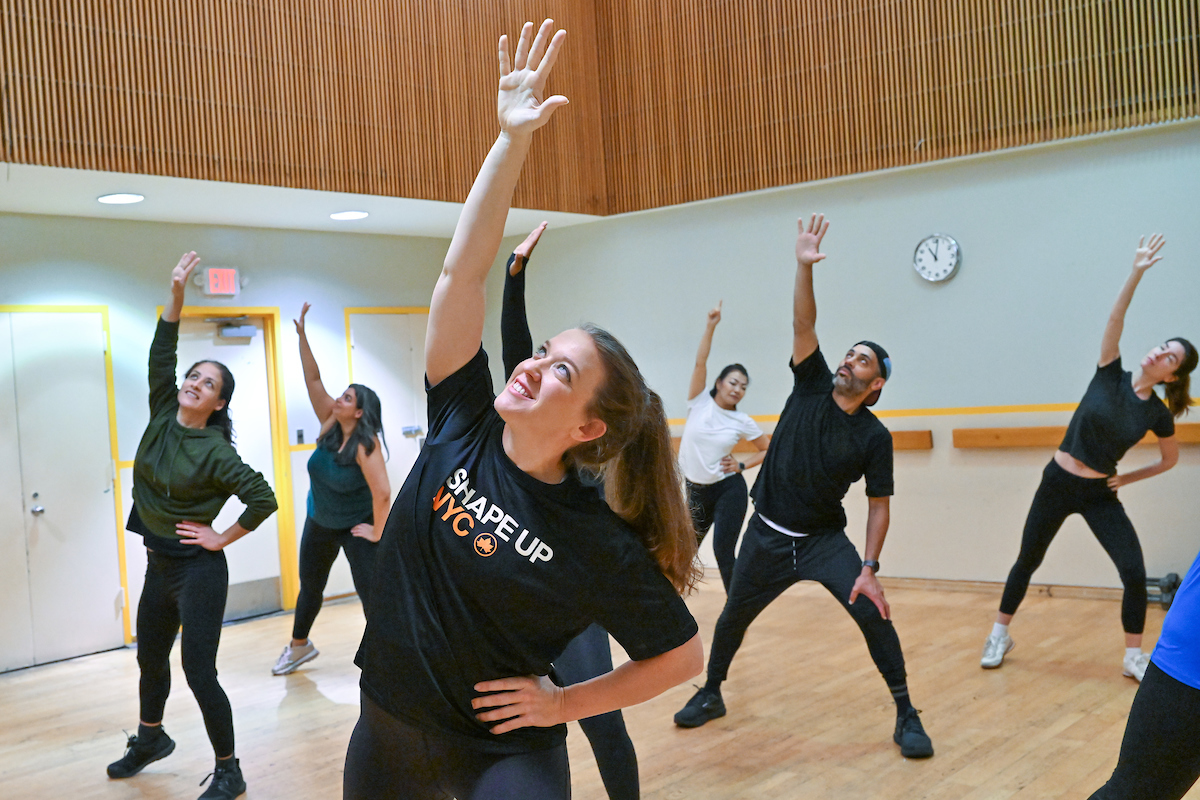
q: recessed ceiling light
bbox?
[330,210,369,221]
[97,193,144,205]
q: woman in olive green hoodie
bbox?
[107,252,277,800]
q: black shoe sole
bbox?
[107,738,176,779]
[673,707,726,728]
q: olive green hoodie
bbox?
[131,318,278,541]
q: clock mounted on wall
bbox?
[913,234,961,283]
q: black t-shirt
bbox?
[355,348,697,754]
[1060,357,1176,475]
[750,348,894,534]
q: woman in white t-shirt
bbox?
[679,302,770,592]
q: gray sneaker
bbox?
[980,633,1014,669]
[271,641,319,675]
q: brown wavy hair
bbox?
[1163,337,1198,418]
[564,324,701,596]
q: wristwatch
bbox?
[862,559,880,573]
[738,462,746,472]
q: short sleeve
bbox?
[590,546,699,662]
[426,348,496,445]
[740,415,764,441]
[790,348,834,396]
[863,428,895,498]
[1152,402,1176,439]
[1096,356,1123,380]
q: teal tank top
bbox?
[306,445,374,529]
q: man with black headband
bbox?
[674,214,933,759]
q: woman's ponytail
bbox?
[1164,337,1198,418]
[565,325,701,595]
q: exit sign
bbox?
[203,267,240,297]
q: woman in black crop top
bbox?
[981,234,1197,681]
[269,303,391,677]
[343,22,702,800]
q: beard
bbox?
[833,368,871,398]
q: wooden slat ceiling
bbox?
[2,1,1196,216]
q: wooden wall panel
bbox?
[1,2,1196,215]
[0,1,607,214]
[595,0,1200,213]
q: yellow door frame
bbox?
[343,307,430,384]
[160,306,300,614]
[0,305,126,640]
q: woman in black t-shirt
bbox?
[981,235,1197,680]
[344,21,702,800]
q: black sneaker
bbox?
[106,729,176,778]
[893,707,934,758]
[198,757,246,800]
[673,687,726,728]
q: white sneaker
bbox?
[1122,651,1149,682]
[981,633,1014,669]
[272,640,319,675]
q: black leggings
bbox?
[137,548,234,757]
[1000,460,1147,633]
[687,475,748,593]
[554,624,638,800]
[344,692,571,800]
[1088,660,1200,799]
[292,516,377,640]
[707,515,907,693]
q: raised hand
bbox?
[497,20,568,138]
[706,300,722,328]
[795,214,829,267]
[1132,234,1165,273]
[294,302,311,335]
[171,251,201,296]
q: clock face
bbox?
[913,234,961,282]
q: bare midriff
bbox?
[1054,449,1108,479]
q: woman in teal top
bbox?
[271,302,391,676]
[108,252,278,800]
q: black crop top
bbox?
[1059,357,1175,475]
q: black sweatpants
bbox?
[1089,660,1200,800]
[1000,460,1147,633]
[554,624,639,800]
[344,692,571,800]
[687,474,749,593]
[292,516,378,640]
[707,515,907,693]
[137,548,234,758]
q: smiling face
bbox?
[178,362,227,416]
[713,370,748,410]
[1140,340,1187,384]
[833,345,885,398]
[494,328,608,448]
[332,386,364,426]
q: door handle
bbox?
[31,505,45,515]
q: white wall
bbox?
[3,120,1198,600]
[496,120,1200,587]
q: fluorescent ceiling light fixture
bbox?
[97,193,145,204]
[330,210,369,220]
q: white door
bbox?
[0,311,123,671]
[123,316,283,622]
[349,312,427,505]
[0,314,35,671]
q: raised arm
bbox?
[425,20,568,386]
[792,214,829,366]
[688,302,722,401]
[1099,234,1165,367]
[293,303,336,424]
[163,251,200,323]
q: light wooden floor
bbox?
[2,579,1194,800]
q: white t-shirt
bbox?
[678,392,764,485]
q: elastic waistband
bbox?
[757,513,809,538]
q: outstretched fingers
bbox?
[498,34,510,76]
[534,27,567,78]
[512,21,534,71]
